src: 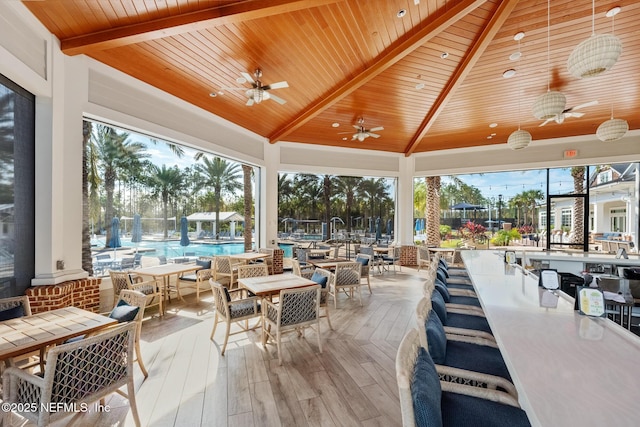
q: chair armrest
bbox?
[435,364,518,398]
[444,326,495,343]
[131,279,161,294]
[3,366,45,398]
[196,268,214,279]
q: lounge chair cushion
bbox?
[425,311,447,364]
[412,347,443,427]
[311,271,328,288]
[438,265,450,278]
[181,274,197,282]
[441,391,531,427]
[196,259,212,269]
[109,300,140,322]
[229,301,261,318]
[434,281,451,302]
[436,270,448,285]
[431,291,448,324]
[0,305,24,321]
[355,256,369,266]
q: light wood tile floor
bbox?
[11,268,427,427]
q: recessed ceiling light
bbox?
[209,92,217,97]
[513,31,525,41]
[489,123,498,128]
[236,77,246,84]
[502,69,517,78]
[606,6,621,18]
[415,83,425,90]
[342,137,348,141]
[440,52,449,59]
[397,9,406,18]
[509,52,522,61]
[332,122,340,128]
[491,133,496,136]
[487,135,493,139]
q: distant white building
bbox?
[539,164,639,247]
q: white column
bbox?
[634,163,640,249]
[196,221,202,236]
[397,156,415,246]
[262,143,280,248]
[33,53,88,284]
[230,221,236,240]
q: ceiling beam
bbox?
[61,0,341,56]
[268,0,488,144]
[404,0,521,156]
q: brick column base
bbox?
[400,245,418,266]
[26,278,101,314]
[273,249,284,274]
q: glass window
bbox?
[561,208,572,228]
[0,74,35,297]
[610,208,626,233]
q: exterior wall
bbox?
[26,278,101,313]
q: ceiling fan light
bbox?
[507,129,532,150]
[532,91,566,120]
[567,33,622,78]
[596,118,628,142]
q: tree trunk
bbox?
[82,121,94,275]
[242,165,253,251]
[570,167,585,248]
[426,176,441,246]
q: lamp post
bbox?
[498,194,503,231]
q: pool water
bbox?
[93,238,294,258]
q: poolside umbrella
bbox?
[131,213,142,253]
[369,217,374,233]
[386,219,393,235]
[415,218,423,235]
[375,217,382,242]
[180,216,190,255]
[108,217,121,258]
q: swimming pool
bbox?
[92,237,293,258]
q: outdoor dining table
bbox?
[134,263,202,308]
[238,273,316,299]
[229,252,268,264]
[0,306,117,363]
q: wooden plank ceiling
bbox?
[24,0,640,155]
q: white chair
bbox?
[209,280,261,355]
[2,322,141,427]
[417,246,431,272]
[116,289,149,378]
[110,270,164,316]
[355,253,373,294]
[237,263,269,280]
[306,267,334,330]
[177,257,214,303]
[214,256,239,289]
[262,285,322,365]
[329,261,362,307]
[291,258,315,279]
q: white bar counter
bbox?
[462,250,640,427]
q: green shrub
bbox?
[491,229,522,246]
[439,225,451,240]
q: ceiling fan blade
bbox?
[571,100,598,111]
[368,126,384,132]
[565,112,585,118]
[241,72,255,85]
[264,81,288,90]
[269,94,287,105]
[539,118,554,127]
[246,98,254,106]
[368,133,381,138]
[352,125,362,130]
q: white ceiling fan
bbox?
[220,68,288,106]
[539,100,598,126]
[340,118,384,141]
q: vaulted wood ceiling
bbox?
[24,0,640,155]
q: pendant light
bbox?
[567,0,622,79]
[532,0,566,120]
[508,32,531,150]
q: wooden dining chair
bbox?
[237,263,269,279]
[109,271,164,316]
[214,256,239,289]
[112,289,149,378]
[177,257,214,303]
[329,262,362,307]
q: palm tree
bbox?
[522,189,544,228]
[570,166,586,247]
[91,125,147,247]
[322,175,333,239]
[335,176,362,232]
[146,164,185,238]
[242,164,253,251]
[196,157,242,239]
[425,176,441,246]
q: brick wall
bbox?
[400,245,417,266]
[273,249,284,274]
[26,278,101,314]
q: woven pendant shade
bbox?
[567,34,622,79]
[596,118,628,142]
[507,129,532,150]
[532,91,566,120]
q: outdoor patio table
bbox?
[0,306,117,363]
[230,252,268,264]
[238,273,316,300]
[134,263,202,309]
